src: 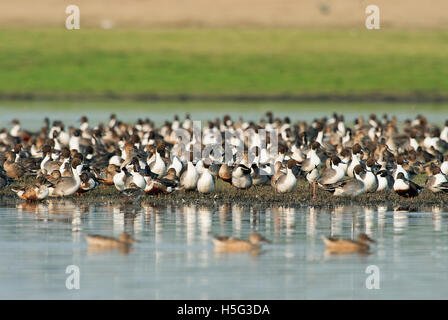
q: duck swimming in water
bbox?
[85,232,137,248]
[213,233,271,252]
[322,233,375,254]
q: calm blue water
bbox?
[1,200,448,299]
[1,101,447,130]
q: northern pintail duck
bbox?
[363,158,379,192]
[393,172,422,198]
[300,141,322,194]
[197,162,215,194]
[218,163,233,184]
[46,169,62,185]
[11,176,53,201]
[441,155,448,176]
[392,155,417,180]
[338,148,351,174]
[94,164,120,186]
[120,182,143,203]
[162,168,180,186]
[144,165,176,195]
[113,166,130,191]
[274,159,297,193]
[320,165,366,197]
[213,233,271,252]
[322,233,375,254]
[270,161,284,188]
[128,158,146,189]
[317,156,345,187]
[180,156,199,191]
[48,158,83,197]
[77,172,99,194]
[148,144,167,177]
[347,143,363,178]
[168,155,183,177]
[3,151,28,180]
[376,169,394,191]
[231,164,252,189]
[300,141,322,173]
[85,232,137,248]
[425,167,448,193]
[250,163,270,186]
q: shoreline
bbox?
[2,93,448,104]
[3,179,448,210]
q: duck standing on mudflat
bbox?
[274,159,297,193]
[376,169,394,191]
[250,163,270,186]
[94,164,120,186]
[48,158,83,197]
[317,156,345,187]
[319,165,366,197]
[231,164,252,189]
[393,172,423,199]
[180,153,199,191]
[120,182,143,203]
[197,162,215,194]
[11,176,53,201]
[364,158,379,193]
[3,151,27,181]
[426,167,448,193]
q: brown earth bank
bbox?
[1,0,447,29]
[2,178,448,210]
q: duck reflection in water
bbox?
[85,232,137,255]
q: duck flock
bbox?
[1,112,448,203]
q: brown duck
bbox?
[3,151,27,180]
[322,233,376,254]
[85,232,137,248]
[213,233,271,253]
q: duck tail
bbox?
[318,183,336,192]
[321,235,332,247]
[11,187,23,194]
[439,182,448,192]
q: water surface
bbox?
[1,200,448,299]
[1,100,447,130]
